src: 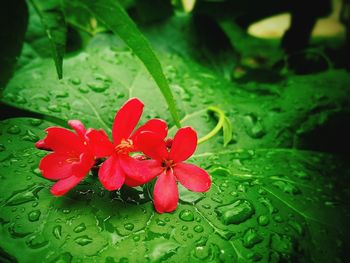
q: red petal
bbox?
[131,119,168,150]
[35,139,51,151]
[174,163,211,192]
[39,152,94,181]
[98,155,125,190]
[112,98,144,144]
[68,120,86,139]
[153,170,178,213]
[86,128,114,158]
[39,153,75,180]
[169,127,197,163]
[120,156,162,186]
[137,132,168,161]
[43,127,85,154]
[50,175,83,196]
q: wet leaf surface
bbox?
[0,118,349,262]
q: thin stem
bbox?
[197,106,225,144]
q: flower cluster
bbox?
[35,98,211,213]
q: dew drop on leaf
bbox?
[52,225,62,240]
[5,185,43,206]
[7,125,21,134]
[215,199,255,225]
[78,86,89,93]
[124,223,134,231]
[74,235,93,246]
[69,77,81,85]
[73,223,86,233]
[193,225,204,233]
[179,209,195,222]
[28,210,41,222]
[26,233,49,249]
[257,215,270,226]
[242,228,264,248]
[47,105,61,113]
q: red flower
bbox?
[87,98,168,191]
[35,120,110,196]
[137,127,211,213]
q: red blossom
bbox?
[87,98,168,191]
[35,120,108,196]
[136,127,211,213]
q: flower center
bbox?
[115,139,134,155]
[162,159,175,170]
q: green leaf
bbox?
[30,0,67,79]
[223,116,233,147]
[67,0,181,127]
[2,7,350,263]
[0,118,349,262]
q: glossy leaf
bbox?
[67,0,181,127]
[30,0,67,79]
[0,118,349,262]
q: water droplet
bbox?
[26,233,48,249]
[31,93,50,102]
[215,199,255,225]
[74,223,86,233]
[179,209,194,222]
[210,167,231,177]
[30,119,43,126]
[5,185,43,206]
[156,219,166,226]
[28,210,41,222]
[47,105,61,113]
[133,235,140,242]
[124,223,134,231]
[54,90,69,98]
[78,86,89,93]
[257,215,269,226]
[259,197,277,214]
[182,225,188,231]
[70,77,81,85]
[22,130,39,142]
[52,225,62,239]
[8,222,32,238]
[7,125,21,134]
[194,225,204,233]
[243,113,266,138]
[242,228,263,248]
[87,81,110,93]
[75,235,93,246]
[62,209,70,214]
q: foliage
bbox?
[1,0,350,262]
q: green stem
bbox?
[197,106,225,144]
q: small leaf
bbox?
[71,0,181,127]
[222,116,233,147]
[30,0,66,79]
